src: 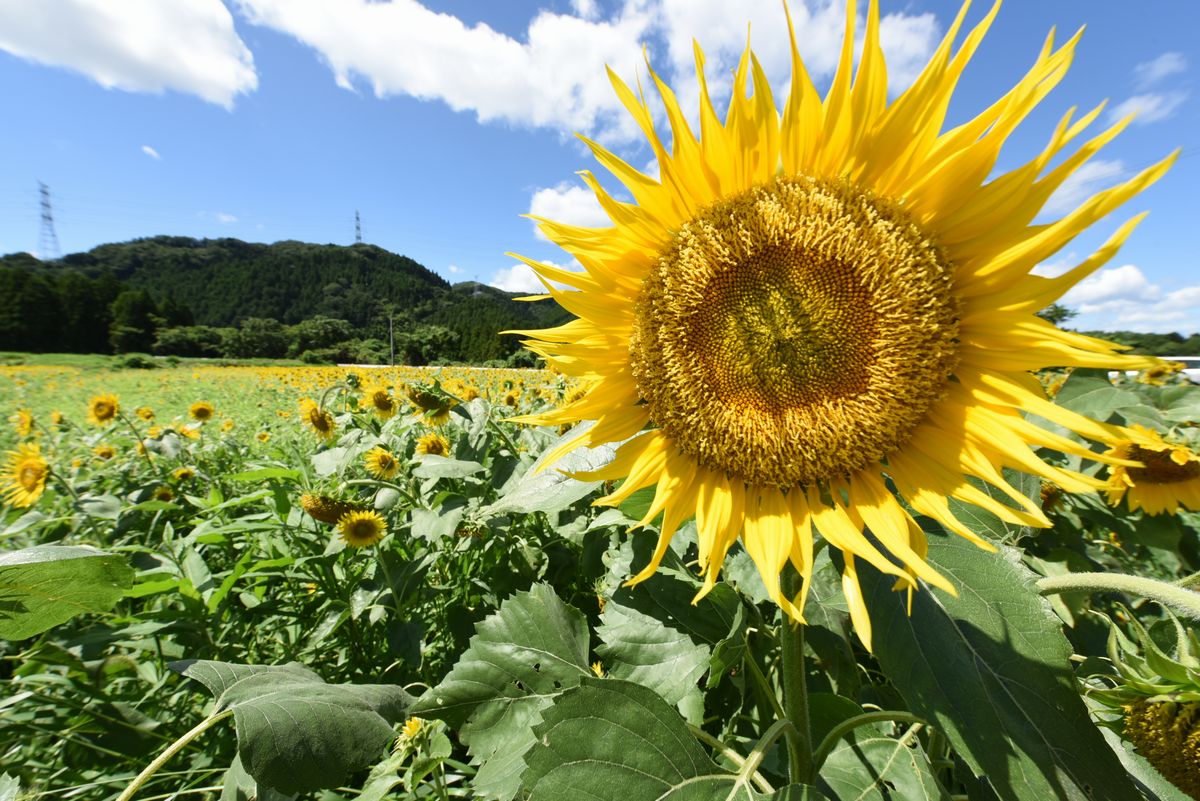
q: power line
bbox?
[37,181,61,261]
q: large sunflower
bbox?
[513,1,1175,648]
[2,443,49,508]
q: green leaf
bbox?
[0,773,20,801]
[411,583,591,800]
[596,569,742,704]
[412,456,486,479]
[858,531,1143,801]
[482,437,612,516]
[75,493,122,520]
[172,659,412,795]
[0,545,133,639]
[820,735,948,801]
[1053,372,1143,422]
[228,467,302,482]
[521,678,825,801]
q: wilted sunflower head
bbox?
[299,398,336,440]
[408,384,456,426]
[511,0,1175,649]
[189,401,215,422]
[1104,425,1200,515]
[88,394,119,426]
[2,443,49,508]
[300,492,366,525]
[337,509,387,548]
[365,445,400,479]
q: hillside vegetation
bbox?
[0,237,569,364]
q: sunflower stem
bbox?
[778,571,813,784]
[809,711,926,773]
[1037,572,1200,620]
[115,709,232,801]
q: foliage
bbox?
[1,362,1199,800]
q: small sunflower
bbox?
[220,419,235,432]
[365,446,400,479]
[1138,361,1184,387]
[189,401,215,422]
[153,486,175,502]
[93,444,116,461]
[136,406,155,421]
[10,408,34,437]
[337,509,387,548]
[300,493,366,524]
[512,0,1175,648]
[299,398,336,440]
[1104,426,1200,515]
[363,385,398,419]
[415,432,450,457]
[87,394,119,426]
[50,410,65,427]
[256,431,271,443]
[2,443,49,508]
[173,466,195,482]
[408,386,456,426]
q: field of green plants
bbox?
[2,360,1200,800]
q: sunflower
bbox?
[173,466,195,482]
[93,444,116,461]
[153,486,175,502]
[50,410,64,427]
[512,1,1175,649]
[135,406,155,421]
[300,492,366,524]
[415,432,450,457]
[2,443,49,508]
[1104,426,1200,515]
[408,386,456,426]
[299,398,336,440]
[337,509,387,548]
[363,385,398,419]
[189,401,215,422]
[9,408,34,437]
[88,394,119,426]
[221,419,235,432]
[365,446,401,479]
[256,431,271,443]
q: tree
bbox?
[224,317,290,359]
[108,290,160,353]
[1036,303,1078,327]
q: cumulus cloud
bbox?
[446,264,462,274]
[215,212,238,224]
[1062,264,1159,309]
[140,144,161,160]
[490,259,580,293]
[528,182,610,240]
[1041,159,1124,217]
[1107,91,1187,126]
[1135,52,1186,89]
[0,0,257,108]
[235,0,941,140]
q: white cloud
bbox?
[215,212,238,224]
[447,264,462,274]
[1062,264,1159,309]
[528,182,610,240]
[1135,52,1186,89]
[235,0,941,140]
[0,0,257,108]
[1071,282,1200,335]
[1041,159,1124,217]
[140,144,161,160]
[1032,251,1079,279]
[1107,91,1187,126]
[489,259,581,293]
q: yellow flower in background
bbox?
[415,432,450,457]
[512,0,1175,649]
[173,467,195,482]
[363,385,398,419]
[256,431,271,443]
[221,419,235,432]
[136,406,155,421]
[408,386,456,426]
[50,410,64,427]
[1105,426,1200,515]
[88,394,119,426]
[1137,361,1184,387]
[10,408,34,437]
[93,444,116,461]
[337,509,387,548]
[300,493,365,524]
[153,486,175,502]
[2,443,49,508]
[189,401,215,421]
[299,398,336,440]
[178,426,201,441]
[365,446,400,479]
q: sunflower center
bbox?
[1128,446,1200,485]
[630,176,960,487]
[19,463,42,490]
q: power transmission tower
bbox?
[38,182,61,261]
[355,209,362,244]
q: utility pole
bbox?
[38,182,61,261]
[355,209,362,244]
[389,313,395,366]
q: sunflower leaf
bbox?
[171,659,412,796]
[820,734,949,801]
[859,530,1143,801]
[0,545,133,639]
[410,583,591,801]
[520,677,826,800]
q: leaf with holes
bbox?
[410,583,591,800]
[858,531,1143,801]
[171,659,412,795]
[521,678,825,800]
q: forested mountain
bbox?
[0,236,570,364]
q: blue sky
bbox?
[0,0,1196,334]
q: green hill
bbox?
[0,237,570,363]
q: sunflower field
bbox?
[6,1,1200,799]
